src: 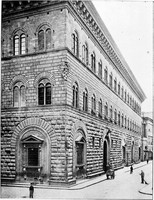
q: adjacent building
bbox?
[142,112,153,160]
[1,0,146,186]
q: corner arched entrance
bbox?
[11,118,53,182]
[72,120,87,180]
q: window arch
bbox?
[38,79,51,105]
[73,82,79,108]
[91,52,96,73]
[98,60,102,79]
[13,33,26,55]
[72,31,79,57]
[13,82,26,107]
[104,67,108,85]
[91,94,96,115]
[98,98,103,118]
[38,26,51,51]
[83,88,88,112]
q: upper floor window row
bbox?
[72,83,140,132]
[13,78,52,107]
[71,31,141,115]
[12,25,52,56]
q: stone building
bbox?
[1,1,146,185]
[142,112,153,160]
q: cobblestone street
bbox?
[1,161,152,199]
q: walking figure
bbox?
[130,165,133,174]
[29,183,34,198]
[140,170,145,184]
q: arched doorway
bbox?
[139,147,141,160]
[103,140,108,172]
[17,128,50,182]
[122,146,126,163]
[74,130,86,179]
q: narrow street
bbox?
[1,161,152,199]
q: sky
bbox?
[92,0,153,113]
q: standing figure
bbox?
[29,183,34,198]
[140,170,145,184]
[130,165,133,174]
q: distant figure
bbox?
[140,170,145,184]
[147,159,149,164]
[29,183,34,198]
[130,165,133,174]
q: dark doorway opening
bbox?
[122,146,126,162]
[103,140,107,172]
[28,148,38,166]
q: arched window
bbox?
[46,28,51,49]
[124,90,127,102]
[98,60,102,79]
[127,93,129,104]
[38,26,51,51]
[104,67,108,84]
[118,112,120,126]
[104,102,108,119]
[83,89,88,112]
[85,43,88,65]
[82,42,88,65]
[121,114,124,127]
[72,31,79,57]
[114,78,117,92]
[110,106,113,121]
[38,79,51,105]
[124,116,127,128]
[98,98,102,118]
[91,94,96,115]
[121,86,124,99]
[73,82,78,108]
[91,52,96,73]
[128,118,130,130]
[118,82,120,95]
[13,33,26,55]
[38,30,44,50]
[114,109,117,124]
[13,82,26,107]
[109,73,113,89]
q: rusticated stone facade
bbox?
[1,1,146,186]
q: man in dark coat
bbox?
[140,170,144,184]
[29,183,34,198]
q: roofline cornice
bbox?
[69,0,146,102]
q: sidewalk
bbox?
[1,161,152,195]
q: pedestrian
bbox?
[29,183,34,198]
[130,165,133,174]
[139,170,145,184]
